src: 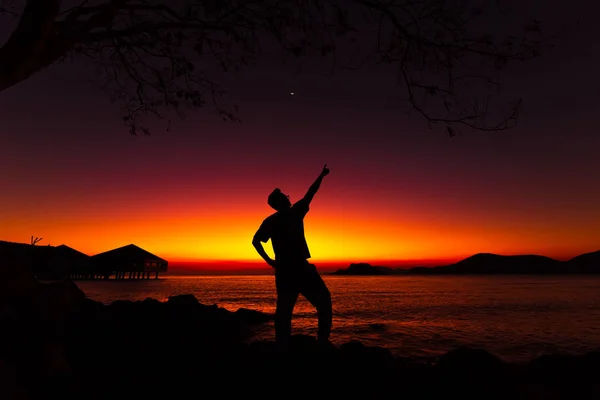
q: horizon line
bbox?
[166,252,591,271]
[164,251,591,265]
[2,239,596,267]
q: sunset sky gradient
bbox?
[1,1,599,272]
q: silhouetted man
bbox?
[252,165,332,347]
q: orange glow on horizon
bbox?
[2,190,598,269]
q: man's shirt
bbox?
[254,198,311,263]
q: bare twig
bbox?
[0,0,553,135]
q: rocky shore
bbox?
[2,280,599,399]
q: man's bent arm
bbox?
[252,237,276,267]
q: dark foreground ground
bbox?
[2,280,600,399]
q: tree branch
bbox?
[0,0,551,135]
[0,0,63,91]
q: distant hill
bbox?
[567,250,600,273]
[408,253,564,274]
[333,250,600,275]
[331,263,406,275]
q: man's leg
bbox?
[299,263,332,342]
[274,272,299,348]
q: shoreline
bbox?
[2,280,600,398]
[73,275,600,365]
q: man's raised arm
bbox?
[302,164,330,205]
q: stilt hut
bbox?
[56,245,93,279]
[90,244,168,279]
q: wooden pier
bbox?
[69,270,161,280]
[1,240,167,281]
[69,244,168,281]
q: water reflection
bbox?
[77,275,600,362]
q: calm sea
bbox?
[76,274,600,363]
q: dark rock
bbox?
[369,322,386,331]
[436,346,506,373]
[5,284,600,399]
[167,294,199,306]
[142,297,161,306]
[339,340,396,368]
[234,307,274,324]
[527,351,600,381]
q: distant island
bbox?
[332,250,600,275]
[331,263,407,275]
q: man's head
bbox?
[268,188,291,211]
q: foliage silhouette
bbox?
[1,0,552,135]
